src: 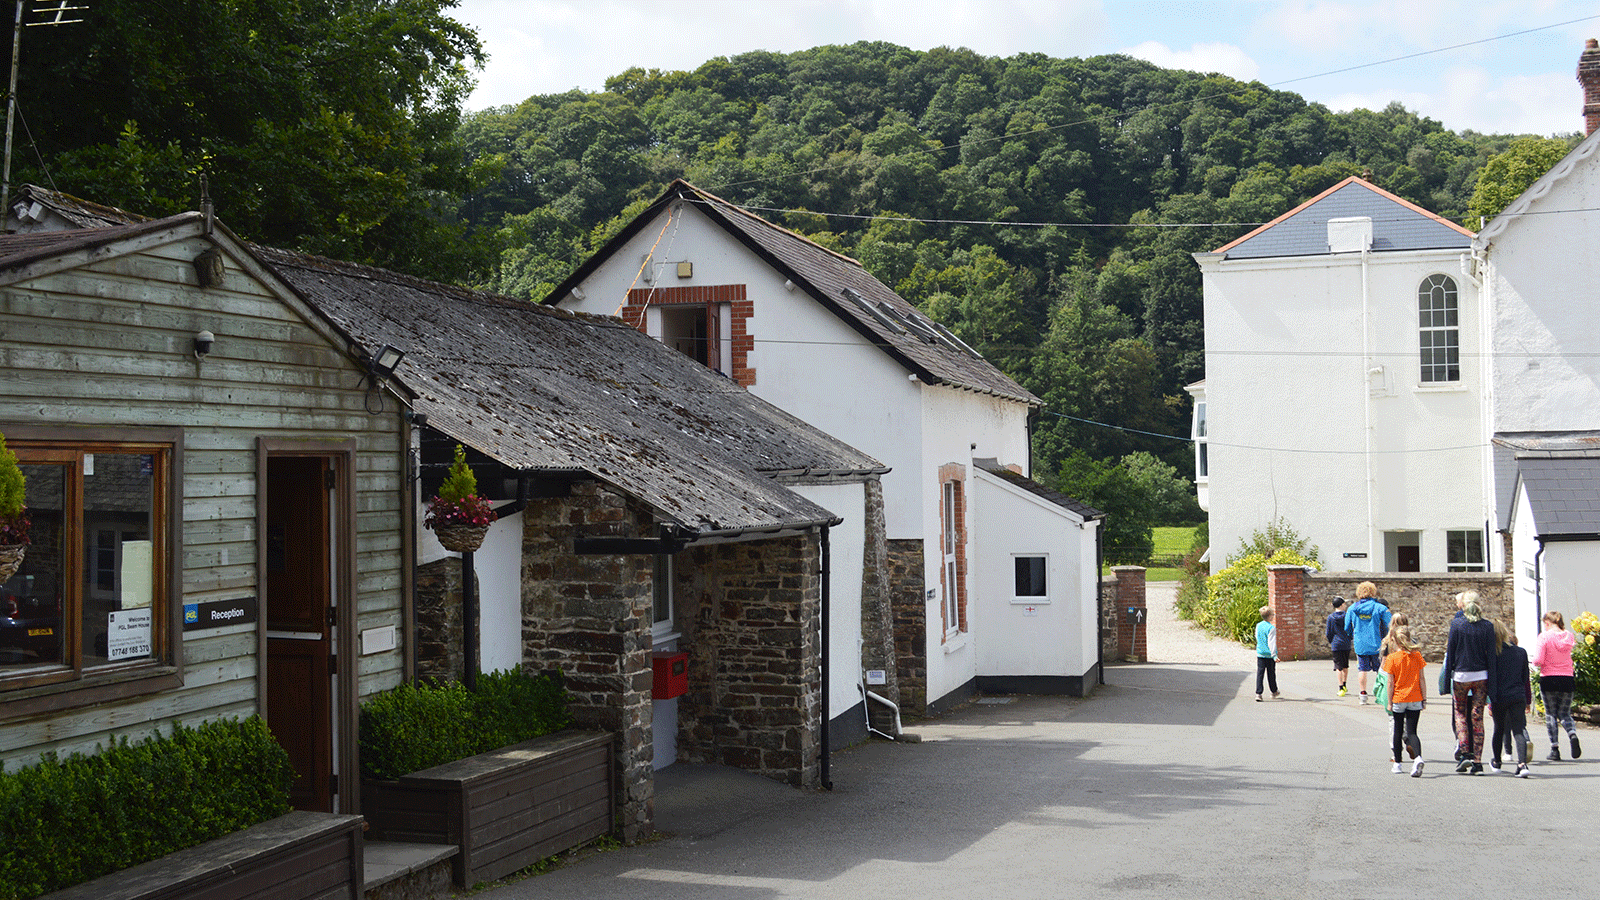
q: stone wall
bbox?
[887,539,927,713]
[672,534,822,788]
[413,556,463,682]
[857,477,900,733]
[518,481,656,842]
[1278,571,1512,662]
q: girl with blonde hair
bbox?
[1381,625,1428,776]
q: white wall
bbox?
[1199,247,1490,572]
[417,499,523,674]
[970,470,1098,681]
[476,510,523,674]
[1480,136,1600,436]
[1511,482,1600,648]
[789,481,868,723]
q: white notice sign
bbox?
[107,608,153,660]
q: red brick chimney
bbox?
[1581,38,1600,136]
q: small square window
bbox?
[1014,556,1047,600]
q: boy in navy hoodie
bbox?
[1326,597,1353,696]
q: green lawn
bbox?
[1105,525,1199,582]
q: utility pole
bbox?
[3,1,85,223]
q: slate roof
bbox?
[7,184,148,231]
[975,460,1103,521]
[1493,432,1600,532]
[1512,450,1600,537]
[0,215,200,271]
[255,245,886,538]
[547,180,1040,406]
[1210,177,1474,259]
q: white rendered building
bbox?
[1192,177,1493,575]
[548,180,1104,712]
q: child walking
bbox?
[1531,610,1582,761]
[1256,606,1279,701]
[1326,597,1352,696]
[1488,619,1533,777]
[1380,625,1427,776]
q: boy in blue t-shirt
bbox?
[1255,605,1279,701]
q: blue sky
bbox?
[449,0,1598,137]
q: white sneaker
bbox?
[1360,692,1370,705]
[1411,758,1425,778]
[1392,762,1404,774]
[1489,763,1503,775]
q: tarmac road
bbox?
[477,583,1594,900]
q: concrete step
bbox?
[364,840,457,900]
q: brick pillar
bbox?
[1268,565,1307,660]
[1113,566,1147,662]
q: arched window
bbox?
[1418,274,1459,383]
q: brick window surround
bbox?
[937,463,968,638]
[624,284,755,387]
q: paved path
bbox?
[477,583,1594,899]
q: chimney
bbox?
[1581,38,1600,136]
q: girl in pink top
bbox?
[1531,611,1581,761]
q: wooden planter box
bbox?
[42,811,363,900]
[362,729,613,886]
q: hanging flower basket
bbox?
[433,523,490,554]
[0,544,23,584]
[424,444,495,554]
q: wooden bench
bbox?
[42,811,364,900]
[363,730,612,886]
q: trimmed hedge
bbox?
[359,668,573,781]
[0,716,294,899]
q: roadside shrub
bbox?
[1174,523,1210,621]
[1199,549,1320,644]
[1573,611,1600,705]
[359,668,573,780]
[0,716,293,899]
[1232,517,1321,567]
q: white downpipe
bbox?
[860,683,902,740]
[1362,248,1375,566]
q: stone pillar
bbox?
[675,534,822,788]
[858,477,900,734]
[1112,566,1147,662]
[1579,38,1600,136]
[519,483,656,843]
[888,539,927,712]
[1268,565,1308,660]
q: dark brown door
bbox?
[265,457,334,812]
[1398,545,1420,573]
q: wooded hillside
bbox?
[457,42,1556,485]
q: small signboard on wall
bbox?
[183,597,258,631]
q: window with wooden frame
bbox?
[940,477,967,636]
[1,432,176,694]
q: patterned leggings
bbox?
[1542,689,1578,745]
[1453,680,1488,762]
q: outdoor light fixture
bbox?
[361,343,407,415]
[369,344,405,377]
[193,330,215,359]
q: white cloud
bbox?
[1122,41,1261,81]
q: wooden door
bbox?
[265,456,334,812]
[1398,545,1420,573]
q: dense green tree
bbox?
[12,0,486,280]
[1467,136,1576,223]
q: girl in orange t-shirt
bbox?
[1382,625,1428,777]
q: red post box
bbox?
[652,651,688,699]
